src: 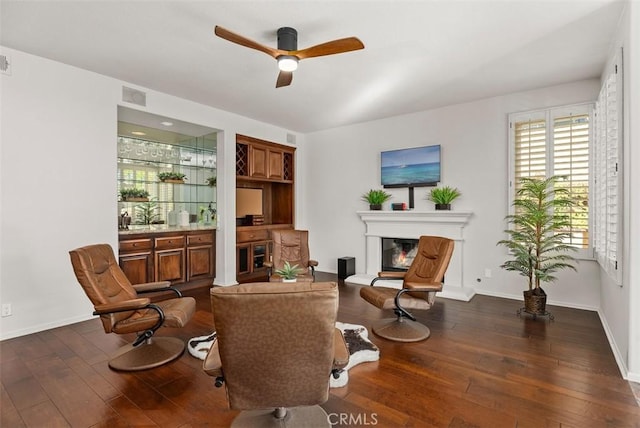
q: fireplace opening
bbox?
[381,238,419,271]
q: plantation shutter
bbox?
[509,103,592,259]
[552,113,590,249]
[593,50,623,285]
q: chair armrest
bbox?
[93,298,151,315]
[404,281,443,292]
[263,261,273,268]
[333,328,350,370]
[378,271,406,279]
[133,281,182,297]
[203,340,223,378]
[309,260,318,267]
[371,270,405,285]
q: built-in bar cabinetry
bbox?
[236,135,295,283]
[118,228,215,290]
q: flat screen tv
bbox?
[381,144,441,188]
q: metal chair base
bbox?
[231,405,329,428]
[371,317,431,342]
[108,337,185,371]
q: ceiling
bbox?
[0,1,625,133]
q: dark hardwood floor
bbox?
[2,272,639,427]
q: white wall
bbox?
[597,1,640,382]
[304,79,602,310]
[626,0,640,383]
[0,47,298,340]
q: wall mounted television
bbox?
[381,144,441,188]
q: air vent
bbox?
[286,133,296,144]
[122,86,146,106]
[0,54,11,75]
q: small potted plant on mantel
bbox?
[120,188,150,202]
[275,261,302,282]
[497,176,578,318]
[362,189,392,210]
[158,172,187,183]
[427,186,461,210]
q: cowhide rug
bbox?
[188,322,379,388]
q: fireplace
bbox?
[350,210,475,301]
[381,238,419,271]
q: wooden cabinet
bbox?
[235,135,295,282]
[154,235,185,283]
[187,232,215,281]
[119,229,215,289]
[118,238,153,285]
[237,135,294,183]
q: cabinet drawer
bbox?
[188,233,213,246]
[119,238,152,253]
[155,236,185,250]
[237,229,269,243]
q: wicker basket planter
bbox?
[523,288,547,315]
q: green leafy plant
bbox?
[206,176,217,187]
[120,188,150,200]
[427,186,461,205]
[135,197,160,225]
[497,176,578,292]
[275,261,302,280]
[158,171,187,182]
[361,189,392,205]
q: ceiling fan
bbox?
[214,26,364,88]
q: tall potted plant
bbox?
[497,176,578,316]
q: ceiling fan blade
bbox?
[214,26,283,59]
[293,37,364,60]
[276,71,293,88]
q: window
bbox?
[509,103,593,259]
[593,49,623,285]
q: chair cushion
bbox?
[111,296,195,334]
[360,286,434,310]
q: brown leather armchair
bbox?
[265,229,318,281]
[360,236,454,342]
[203,282,349,427]
[69,243,196,371]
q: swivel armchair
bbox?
[265,229,318,282]
[360,236,454,342]
[69,243,196,371]
[203,281,349,427]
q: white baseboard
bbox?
[0,313,95,341]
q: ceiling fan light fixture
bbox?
[277,55,298,72]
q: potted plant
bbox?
[206,176,217,187]
[158,172,187,183]
[120,188,150,202]
[427,186,461,210]
[275,261,302,282]
[497,176,578,316]
[135,198,160,225]
[362,189,392,210]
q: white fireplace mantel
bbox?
[347,210,475,301]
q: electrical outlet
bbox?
[484,268,492,278]
[1,303,12,317]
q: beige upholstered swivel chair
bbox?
[203,282,349,427]
[265,229,318,282]
[360,236,454,342]
[69,243,196,371]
